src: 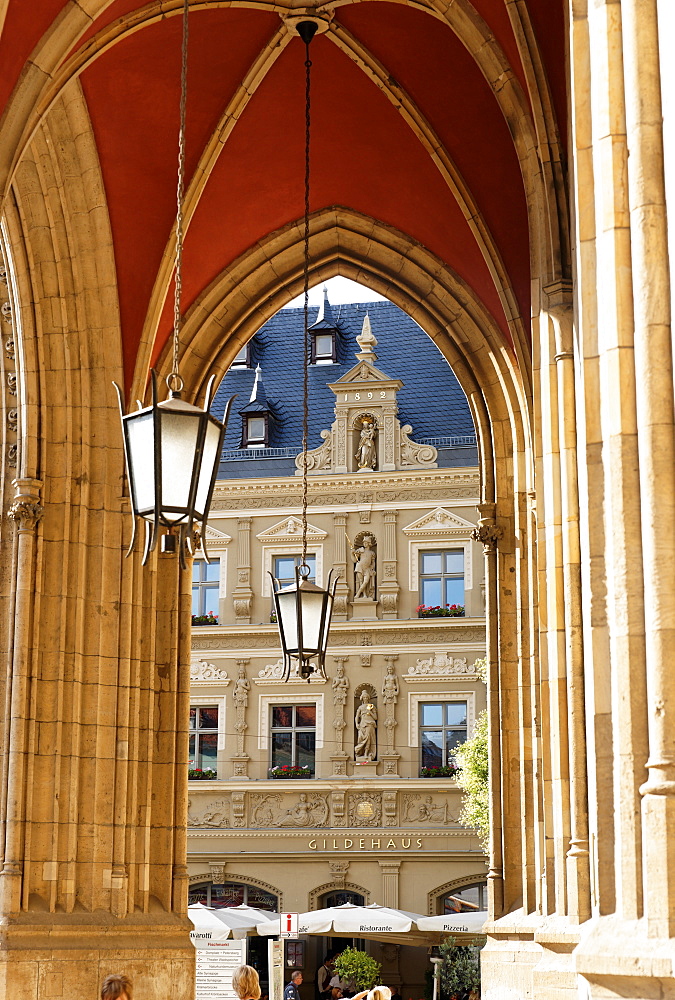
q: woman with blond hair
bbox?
[233,965,262,1000]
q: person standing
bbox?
[316,955,334,1000]
[285,970,303,1000]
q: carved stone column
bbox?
[233,518,253,623]
[380,654,400,777]
[2,479,43,902]
[333,405,349,473]
[378,511,399,620]
[378,860,401,908]
[231,658,250,778]
[472,506,504,916]
[330,656,350,776]
[546,279,591,924]
[332,513,350,621]
[381,405,397,472]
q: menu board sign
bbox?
[195,939,246,1000]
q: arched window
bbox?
[189,880,278,911]
[322,890,365,908]
[439,881,487,913]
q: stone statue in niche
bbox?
[354,689,378,760]
[351,532,377,599]
[355,415,378,470]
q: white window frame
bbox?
[192,557,223,615]
[194,529,231,602]
[262,543,324,597]
[409,540,472,593]
[258,693,324,751]
[189,696,227,769]
[408,691,475,749]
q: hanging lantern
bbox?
[115,0,235,568]
[114,373,234,566]
[271,19,337,681]
[271,565,338,681]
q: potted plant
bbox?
[191,612,219,626]
[268,764,312,779]
[332,948,382,992]
[188,767,218,780]
[420,764,459,778]
[416,604,465,618]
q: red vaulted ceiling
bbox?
[0,1,567,389]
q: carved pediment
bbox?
[403,507,475,535]
[330,360,401,386]
[201,524,232,547]
[256,516,327,541]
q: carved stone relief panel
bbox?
[348,792,382,827]
[402,794,455,825]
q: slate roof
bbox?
[213,296,477,477]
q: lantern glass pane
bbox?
[194,418,221,518]
[159,411,200,517]
[277,589,299,652]
[126,411,155,514]
[298,588,325,651]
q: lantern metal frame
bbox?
[114,372,235,568]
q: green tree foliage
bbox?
[453,709,489,852]
[333,948,382,990]
[436,937,482,998]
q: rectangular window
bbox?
[273,553,316,588]
[312,331,336,363]
[419,549,464,608]
[189,705,219,770]
[192,559,220,617]
[246,415,267,447]
[231,344,250,368]
[270,703,316,774]
[420,701,467,769]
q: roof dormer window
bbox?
[231,343,250,368]
[312,331,336,364]
[309,286,339,365]
[244,414,268,448]
[239,365,274,448]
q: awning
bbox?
[416,911,487,936]
[257,903,487,947]
[189,902,278,944]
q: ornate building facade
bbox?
[187,297,487,993]
[1,4,675,1000]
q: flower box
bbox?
[268,765,312,779]
[189,767,218,780]
[420,765,459,778]
[192,613,218,626]
[416,604,465,618]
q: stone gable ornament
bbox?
[270,18,337,682]
[114,0,234,568]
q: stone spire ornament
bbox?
[355,313,378,361]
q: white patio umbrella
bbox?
[189,901,278,943]
[188,902,237,947]
[257,902,432,947]
[416,910,487,936]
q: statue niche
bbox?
[350,531,377,600]
[354,684,378,762]
[354,412,378,471]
